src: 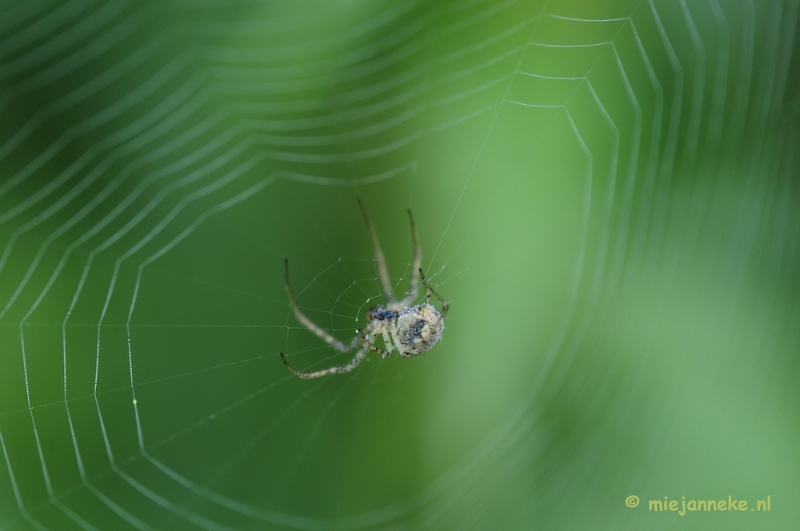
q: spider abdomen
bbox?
[396,303,444,356]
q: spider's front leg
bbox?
[281,342,370,380]
[284,258,361,352]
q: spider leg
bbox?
[398,209,422,308]
[281,342,371,379]
[419,268,449,318]
[357,197,396,304]
[360,329,393,358]
[284,259,361,352]
[381,331,395,357]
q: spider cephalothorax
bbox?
[280,199,449,379]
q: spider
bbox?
[280,199,449,379]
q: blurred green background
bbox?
[0,0,798,529]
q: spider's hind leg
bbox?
[359,329,393,358]
[398,208,422,308]
[419,268,449,318]
[358,198,396,304]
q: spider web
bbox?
[1,0,799,530]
